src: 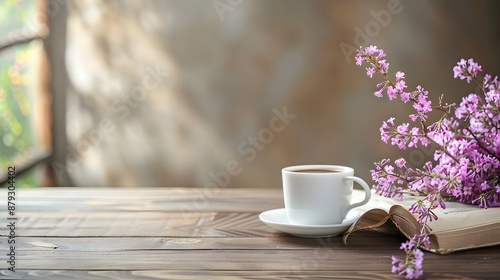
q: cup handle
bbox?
[342,175,371,217]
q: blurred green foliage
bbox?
[0,44,35,165]
[1,0,39,188]
[0,0,37,38]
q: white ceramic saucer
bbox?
[259,208,361,238]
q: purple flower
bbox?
[355,54,363,66]
[387,86,398,100]
[396,71,405,81]
[416,92,432,112]
[365,45,378,55]
[408,127,421,148]
[400,91,411,103]
[453,58,482,83]
[467,58,482,76]
[380,117,395,143]
[395,80,407,92]
[391,246,424,279]
[366,67,376,78]
[397,123,409,134]
[374,89,383,97]
[379,60,389,74]
[377,49,386,59]
[453,59,466,79]
[356,46,500,279]
[395,158,406,169]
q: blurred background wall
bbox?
[59,0,500,188]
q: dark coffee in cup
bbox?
[291,169,342,173]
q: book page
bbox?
[427,200,500,233]
[353,189,500,233]
[348,189,500,254]
[352,189,401,213]
[343,190,402,244]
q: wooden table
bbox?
[1,187,499,279]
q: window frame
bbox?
[0,0,71,187]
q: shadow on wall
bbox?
[60,0,500,188]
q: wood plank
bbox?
[3,248,499,272]
[2,212,280,237]
[8,188,284,213]
[11,188,283,200]
[0,270,493,280]
[3,212,400,239]
[0,236,405,252]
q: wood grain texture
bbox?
[0,188,499,280]
[0,270,494,280]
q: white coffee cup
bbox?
[282,165,371,225]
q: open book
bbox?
[343,190,500,254]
